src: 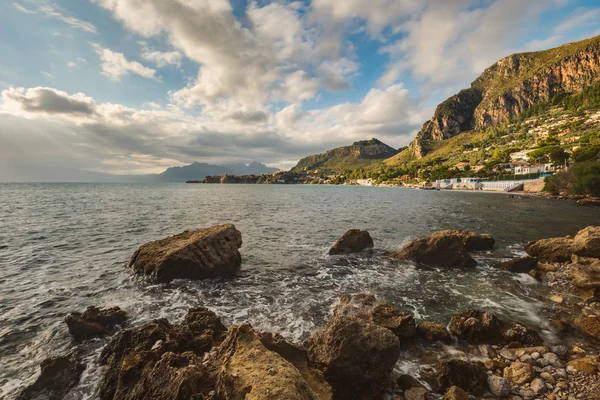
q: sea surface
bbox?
[0,182,598,399]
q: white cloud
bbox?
[142,49,183,67]
[554,8,600,34]
[14,1,97,33]
[91,43,157,80]
[67,57,87,68]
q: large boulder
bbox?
[574,316,600,340]
[99,307,226,400]
[333,293,416,339]
[65,306,127,340]
[423,360,487,395]
[573,226,600,258]
[129,224,242,282]
[502,323,543,346]
[494,256,538,273]
[524,236,573,262]
[416,322,451,343]
[328,229,374,255]
[305,314,401,400]
[216,324,331,400]
[389,230,494,268]
[18,356,85,400]
[571,256,600,289]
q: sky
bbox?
[1,0,600,176]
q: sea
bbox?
[0,182,598,399]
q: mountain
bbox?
[155,162,234,182]
[404,35,600,159]
[222,161,279,175]
[290,138,399,174]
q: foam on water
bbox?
[0,183,597,399]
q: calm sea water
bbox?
[0,183,598,399]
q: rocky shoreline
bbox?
[16,226,600,400]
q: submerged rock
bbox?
[18,356,85,400]
[216,324,330,400]
[305,314,400,400]
[128,224,242,282]
[333,293,416,339]
[494,256,538,273]
[389,230,494,268]
[416,322,451,343]
[99,307,226,400]
[328,229,374,255]
[65,306,127,340]
[423,359,487,395]
[525,236,573,262]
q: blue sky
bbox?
[1,0,600,176]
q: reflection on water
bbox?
[0,183,597,398]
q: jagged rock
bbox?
[573,226,600,258]
[128,224,242,282]
[567,356,600,374]
[65,306,127,340]
[99,307,226,400]
[424,359,487,395]
[571,259,600,289]
[305,314,400,400]
[397,374,426,391]
[333,293,416,339]
[487,374,511,397]
[448,310,505,344]
[494,257,538,273]
[574,316,600,339]
[328,229,374,255]
[17,356,85,400]
[416,322,451,343]
[502,323,544,346]
[258,331,332,400]
[503,360,535,386]
[404,387,429,400]
[389,230,494,268]
[216,324,329,400]
[525,237,573,262]
[442,386,469,400]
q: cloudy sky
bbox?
[1,0,600,177]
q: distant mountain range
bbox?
[0,161,279,182]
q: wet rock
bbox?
[305,314,400,400]
[328,229,374,255]
[424,359,487,395]
[99,307,226,400]
[478,344,495,359]
[416,322,451,343]
[487,374,511,397]
[258,331,332,400]
[397,374,426,391]
[65,306,127,340]
[502,323,543,346]
[17,356,85,400]
[389,230,494,268]
[503,360,535,386]
[567,356,600,374]
[442,386,469,400]
[216,324,330,400]
[573,316,600,339]
[128,224,242,282]
[448,310,504,344]
[572,226,600,258]
[333,294,416,339]
[404,387,428,400]
[494,256,538,273]
[524,237,573,263]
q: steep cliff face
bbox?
[412,35,600,158]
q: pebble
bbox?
[530,352,540,360]
[540,372,556,384]
[500,349,517,361]
[543,352,562,367]
[487,374,511,397]
[530,378,547,395]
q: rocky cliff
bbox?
[412,35,600,158]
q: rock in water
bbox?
[573,226,600,258]
[128,224,242,282]
[494,256,538,273]
[423,359,487,395]
[328,229,374,255]
[416,322,451,343]
[18,356,85,400]
[305,314,401,400]
[99,307,226,400]
[65,306,127,340]
[448,310,505,344]
[333,293,416,339]
[525,236,573,262]
[216,324,331,400]
[389,230,494,268]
